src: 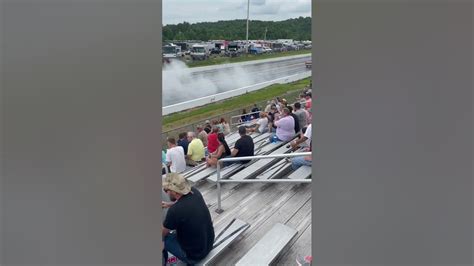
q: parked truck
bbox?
[190,43,211,60]
[225,42,241,57]
[249,43,264,55]
[162,43,182,63]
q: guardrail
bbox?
[215,152,312,213]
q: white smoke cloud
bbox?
[162,59,258,106]
[162,55,310,106]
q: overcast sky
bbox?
[163,0,311,25]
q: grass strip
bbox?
[163,77,311,131]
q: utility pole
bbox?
[264,27,267,41]
[246,0,250,53]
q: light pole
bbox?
[246,0,250,53]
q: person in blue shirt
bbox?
[177,132,189,155]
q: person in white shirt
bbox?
[290,123,312,150]
[165,137,186,173]
[247,112,269,134]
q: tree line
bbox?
[163,17,311,41]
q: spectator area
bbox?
[163,128,311,265]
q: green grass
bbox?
[163,77,311,131]
[186,49,311,68]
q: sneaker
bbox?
[296,255,312,266]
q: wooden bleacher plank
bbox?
[235,223,298,266]
[197,219,250,266]
[256,160,292,180]
[253,137,291,155]
[186,167,216,183]
[252,132,271,144]
[207,163,245,182]
[230,144,292,180]
[183,164,207,178]
[287,165,312,179]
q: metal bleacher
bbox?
[183,130,309,184]
[228,142,293,181]
[235,223,298,266]
[184,131,278,184]
[164,129,312,265]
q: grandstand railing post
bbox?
[215,161,224,214]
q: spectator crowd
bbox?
[162,87,313,174]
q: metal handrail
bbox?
[215,152,311,213]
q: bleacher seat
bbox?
[229,143,293,180]
[287,165,312,179]
[196,219,250,266]
[235,223,297,266]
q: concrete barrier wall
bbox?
[162,71,311,115]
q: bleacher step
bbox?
[207,163,245,182]
[287,165,312,179]
[256,161,292,180]
[230,144,292,180]
[186,167,216,183]
[235,223,297,266]
[197,219,250,266]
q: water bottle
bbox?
[271,135,278,143]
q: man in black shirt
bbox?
[224,126,254,166]
[162,173,215,265]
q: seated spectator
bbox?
[250,104,260,119]
[207,126,219,153]
[247,112,269,134]
[275,97,282,111]
[220,118,231,135]
[162,173,215,265]
[165,137,186,173]
[290,143,312,170]
[287,106,301,134]
[225,126,254,166]
[270,107,295,142]
[267,104,280,133]
[177,132,189,155]
[264,101,273,112]
[251,103,260,113]
[304,92,312,110]
[203,120,212,134]
[240,109,251,123]
[196,125,208,147]
[290,123,312,150]
[162,149,168,175]
[185,132,205,166]
[206,133,231,167]
[216,119,225,133]
[293,102,308,129]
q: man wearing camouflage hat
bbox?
[162,173,214,265]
